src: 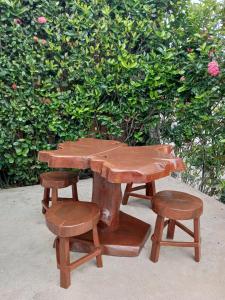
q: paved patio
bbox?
[0,176,225,300]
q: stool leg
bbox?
[150,215,165,263]
[59,237,71,289]
[122,183,133,205]
[51,188,58,206]
[146,181,156,197]
[194,218,201,262]
[92,225,103,268]
[146,181,156,208]
[167,219,176,239]
[72,183,79,201]
[55,237,60,269]
[42,188,50,214]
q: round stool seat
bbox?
[152,191,203,220]
[45,201,100,237]
[40,171,78,189]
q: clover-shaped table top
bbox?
[38,138,185,183]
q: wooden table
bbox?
[38,138,185,257]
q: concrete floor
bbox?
[0,176,225,300]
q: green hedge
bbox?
[0,0,225,200]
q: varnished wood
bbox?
[51,188,58,207]
[92,225,103,267]
[92,172,121,230]
[59,237,70,288]
[122,181,156,207]
[70,211,151,257]
[72,183,78,201]
[166,219,176,239]
[40,171,79,213]
[45,201,103,288]
[89,146,185,183]
[122,183,133,205]
[46,201,100,237]
[152,190,203,220]
[39,138,125,169]
[38,139,185,183]
[40,171,78,189]
[194,218,201,262]
[150,215,165,262]
[175,220,194,238]
[38,138,185,257]
[122,144,174,205]
[129,185,147,191]
[146,181,156,197]
[150,190,203,262]
[69,248,101,270]
[159,241,199,247]
[55,237,60,269]
[163,219,169,228]
[127,192,153,201]
[42,188,50,213]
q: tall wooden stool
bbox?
[40,171,79,214]
[150,190,203,262]
[122,181,156,207]
[45,201,103,288]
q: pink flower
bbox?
[33,36,39,42]
[187,48,193,53]
[180,76,186,81]
[14,18,22,25]
[41,39,47,45]
[12,83,17,90]
[208,61,220,77]
[37,16,47,24]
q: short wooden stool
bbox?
[122,181,156,207]
[45,201,103,288]
[150,190,203,262]
[40,171,78,213]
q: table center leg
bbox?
[70,172,151,256]
[92,172,122,232]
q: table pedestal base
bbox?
[70,211,151,257]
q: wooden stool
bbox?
[45,201,103,288]
[150,190,203,262]
[40,171,78,213]
[122,181,156,207]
